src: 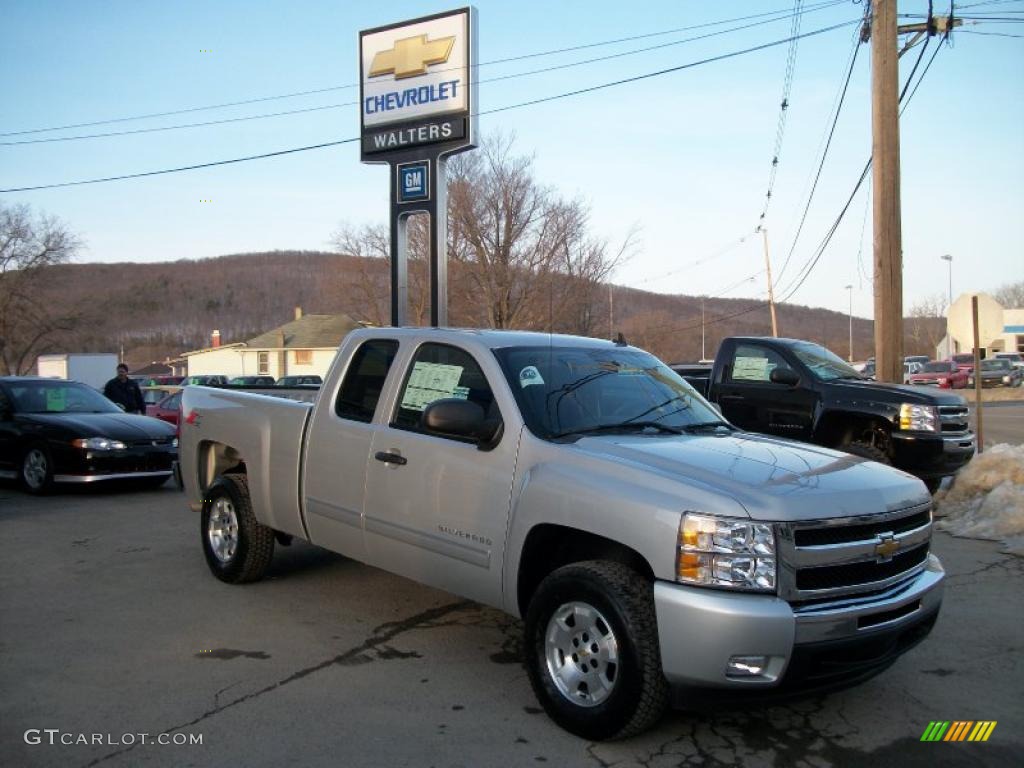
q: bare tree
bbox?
[447,133,630,331]
[331,133,630,334]
[906,294,947,356]
[330,219,433,326]
[993,280,1024,309]
[0,203,82,374]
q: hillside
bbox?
[33,250,931,369]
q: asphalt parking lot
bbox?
[0,484,1021,768]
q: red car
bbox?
[146,390,183,434]
[908,360,969,389]
[950,353,976,373]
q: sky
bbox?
[2,0,1022,323]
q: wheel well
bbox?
[198,440,246,490]
[516,524,654,616]
[816,412,893,453]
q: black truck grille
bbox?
[779,503,933,601]
[794,509,931,546]
[939,405,969,433]
[796,543,930,591]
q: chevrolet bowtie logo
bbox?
[370,34,455,79]
[874,534,900,562]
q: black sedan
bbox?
[0,377,178,494]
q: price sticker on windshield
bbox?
[45,389,67,412]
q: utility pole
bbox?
[760,227,779,337]
[845,284,854,361]
[870,0,903,384]
[608,284,614,340]
[941,253,953,358]
[701,297,706,360]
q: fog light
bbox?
[726,655,768,677]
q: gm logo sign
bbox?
[397,161,430,203]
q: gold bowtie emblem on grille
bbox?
[370,34,456,79]
[874,534,900,562]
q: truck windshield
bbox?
[493,346,725,440]
[923,362,953,373]
[790,342,863,381]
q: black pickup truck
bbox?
[674,337,975,493]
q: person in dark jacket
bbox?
[103,363,145,414]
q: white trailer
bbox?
[36,353,119,390]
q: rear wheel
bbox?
[201,474,274,584]
[524,561,667,740]
[21,444,54,495]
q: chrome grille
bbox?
[778,503,932,603]
[939,405,969,433]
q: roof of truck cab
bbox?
[354,327,626,350]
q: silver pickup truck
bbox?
[180,328,944,740]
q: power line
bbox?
[660,38,946,336]
[0,3,847,148]
[0,1,846,139]
[1,19,857,194]
[757,0,806,227]
[772,24,863,286]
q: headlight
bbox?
[938,378,948,385]
[172,437,179,448]
[677,513,776,592]
[1003,375,1011,383]
[71,437,127,450]
[898,403,938,432]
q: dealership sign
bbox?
[359,8,477,160]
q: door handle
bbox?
[720,394,745,401]
[374,451,407,466]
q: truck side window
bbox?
[728,344,793,384]
[335,340,399,423]
[392,343,498,434]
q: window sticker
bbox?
[519,365,544,388]
[400,362,464,411]
[45,388,67,412]
[453,385,470,400]
[733,355,770,381]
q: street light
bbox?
[941,254,953,358]
[845,284,854,362]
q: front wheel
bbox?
[524,561,668,740]
[21,444,54,495]
[201,474,275,584]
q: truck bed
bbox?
[179,386,312,538]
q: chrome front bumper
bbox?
[654,554,944,689]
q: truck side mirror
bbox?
[770,368,800,387]
[422,399,488,442]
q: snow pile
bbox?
[934,443,1024,556]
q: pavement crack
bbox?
[946,556,1020,583]
[81,599,476,767]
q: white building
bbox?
[936,293,1024,359]
[183,309,364,380]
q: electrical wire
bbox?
[757,0,806,227]
[1,19,857,194]
[0,3,846,147]
[0,1,846,139]
[660,39,946,335]
[772,23,863,286]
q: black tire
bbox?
[524,561,668,741]
[841,440,890,465]
[200,474,275,584]
[20,443,54,495]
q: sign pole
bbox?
[360,7,478,328]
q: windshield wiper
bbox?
[552,421,684,439]
[682,421,733,433]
